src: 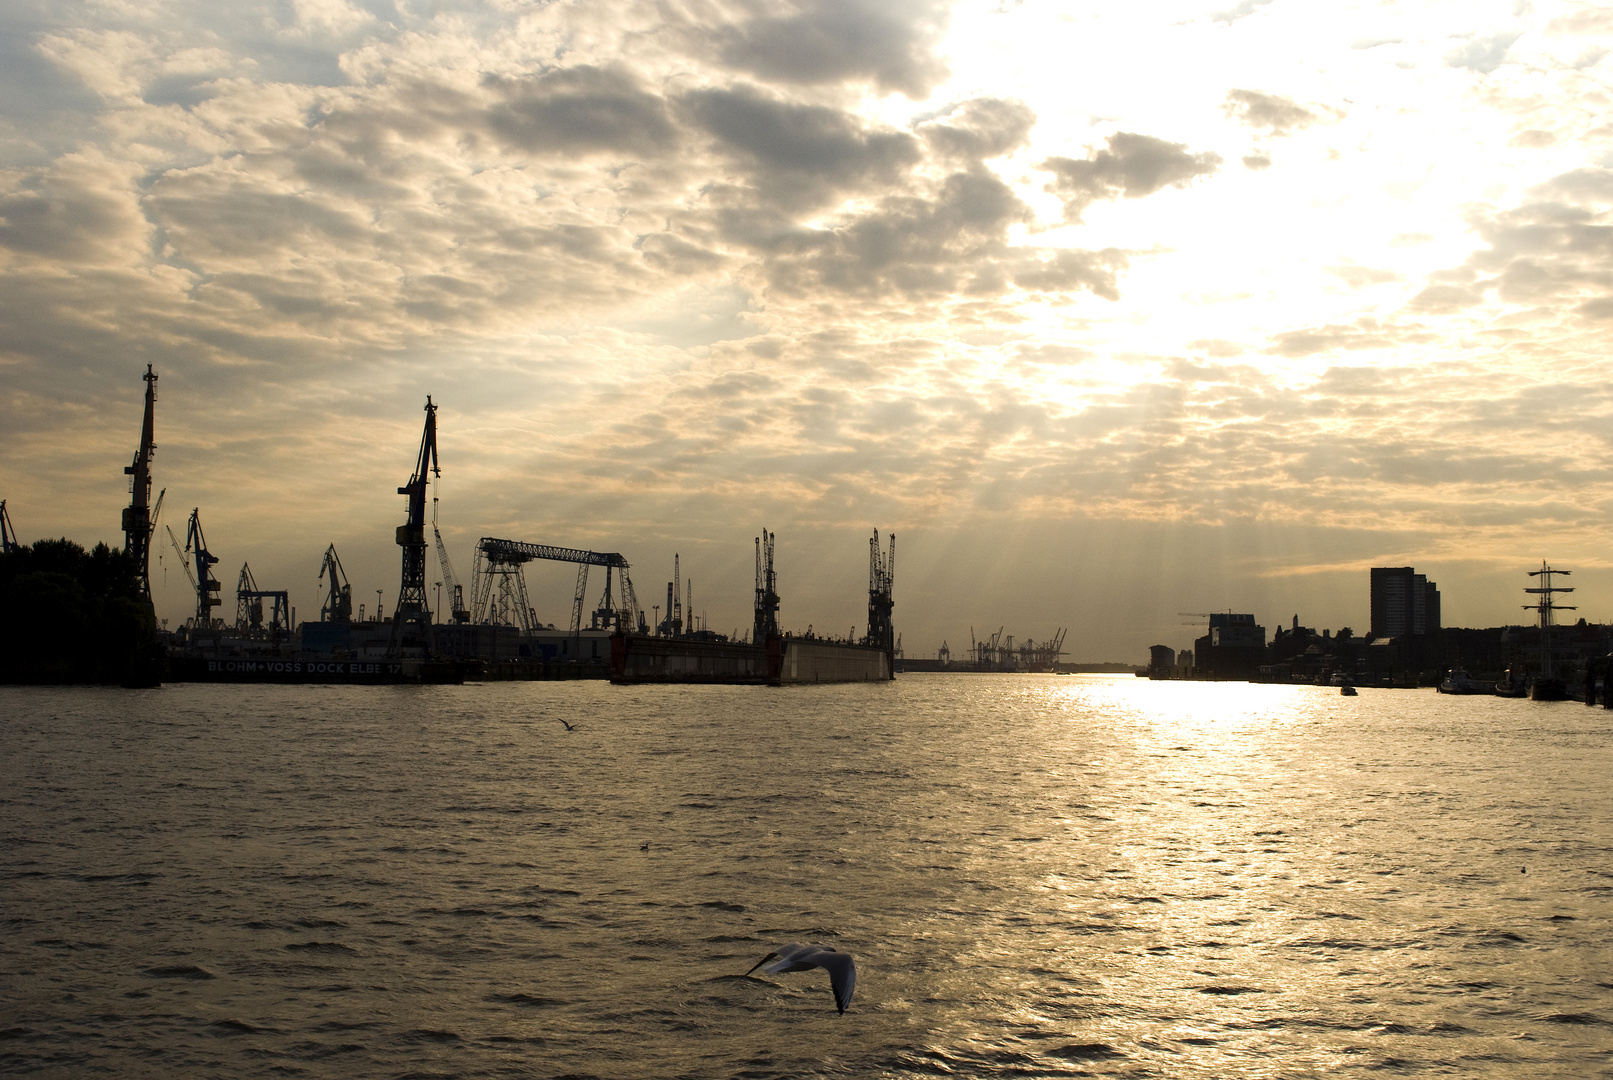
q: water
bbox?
[3,676,1612,1078]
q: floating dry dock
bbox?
[609,529,895,686]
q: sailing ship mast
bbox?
[1523,561,1574,686]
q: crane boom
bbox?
[0,500,18,555]
[166,525,197,590]
[432,498,470,623]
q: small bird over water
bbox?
[746,944,856,1014]
[558,719,577,731]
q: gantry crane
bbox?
[235,562,290,640]
[391,397,438,656]
[470,537,644,635]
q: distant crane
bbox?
[470,537,644,634]
[754,529,779,644]
[235,562,289,640]
[183,508,222,629]
[166,525,197,593]
[863,529,895,652]
[391,397,439,656]
[318,543,353,623]
[0,500,19,554]
[121,365,159,601]
[431,497,470,624]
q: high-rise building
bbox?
[1370,567,1440,639]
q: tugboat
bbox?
[1493,666,1529,698]
[1438,668,1492,694]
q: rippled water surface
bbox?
[4,676,1613,1078]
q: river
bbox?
[3,675,1611,1077]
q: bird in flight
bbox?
[558,719,577,731]
[746,944,856,1014]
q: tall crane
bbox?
[184,508,221,629]
[0,500,19,555]
[318,543,353,623]
[391,397,438,656]
[121,365,158,601]
[432,498,470,623]
[753,529,779,644]
[864,529,895,652]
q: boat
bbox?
[1530,675,1570,701]
[1493,667,1528,697]
[1522,560,1575,702]
[1340,684,1358,696]
[1438,669,1492,695]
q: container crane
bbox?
[184,508,221,629]
[391,397,438,656]
[318,543,353,623]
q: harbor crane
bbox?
[754,529,779,644]
[391,397,439,656]
[318,543,353,623]
[863,529,895,652]
[183,508,222,629]
[471,537,645,635]
[121,365,159,601]
[0,500,19,554]
[432,498,470,623]
[166,525,197,592]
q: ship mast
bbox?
[1523,561,1574,679]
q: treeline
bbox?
[0,539,156,684]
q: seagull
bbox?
[558,719,577,731]
[746,943,856,1014]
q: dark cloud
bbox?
[0,150,147,261]
[682,84,921,209]
[918,97,1036,161]
[485,66,678,157]
[757,168,1033,298]
[713,0,951,98]
[1040,132,1221,221]
[1222,89,1318,135]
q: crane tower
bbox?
[122,365,158,601]
[391,398,438,656]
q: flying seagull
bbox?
[746,943,856,1014]
[558,719,577,731]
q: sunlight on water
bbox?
[3,677,1612,1078]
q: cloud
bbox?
[1222,89,1319,136]
[712,0,951,98]
[486,66,679,157]
[1242,152,1271,170]
[918,97,1036,161]
[1040,132,1221,221]
[1444,31,1523,74]
[1210,0,1276,25]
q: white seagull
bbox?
[746,943,857,1014]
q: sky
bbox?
[4,0,1613,660]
